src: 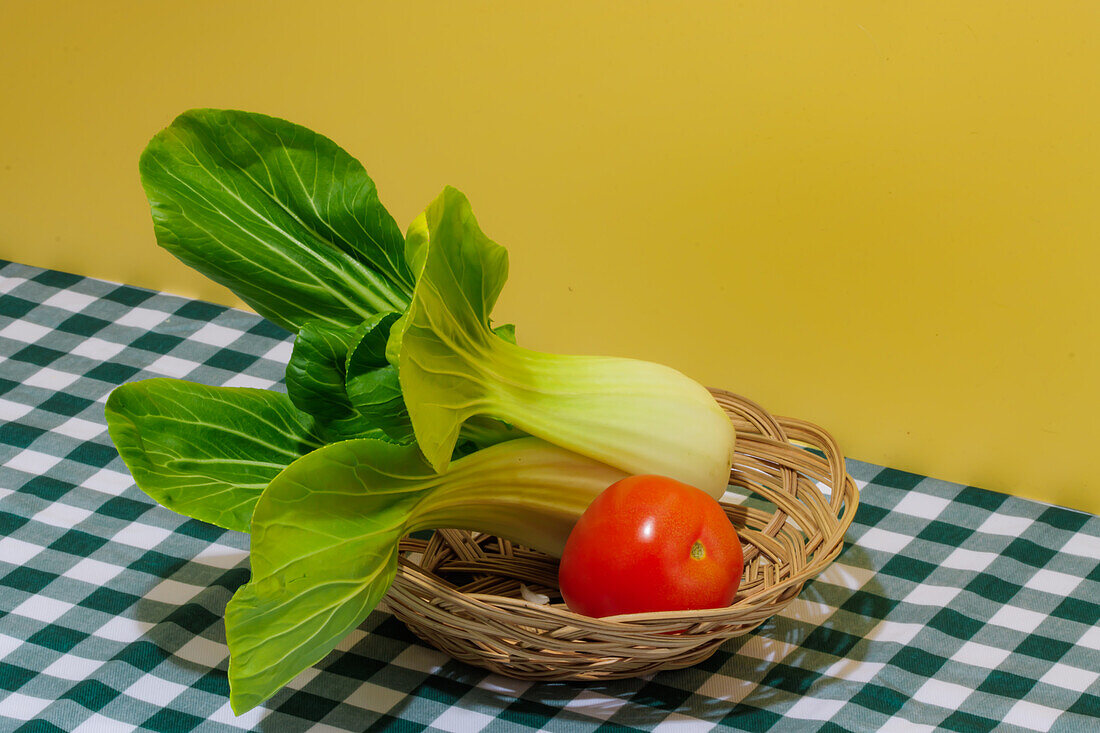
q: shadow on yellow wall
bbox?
[1,2,1096,511]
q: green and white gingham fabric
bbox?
[1,259,1098,733]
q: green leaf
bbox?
[492,322,517,344]
[140,109,413,333]
[105,379,324,532]
[346,312,400,372]
[225,439,433,713]
[342,312,415,442]
[284,313,413,443]
[285,319,367,422]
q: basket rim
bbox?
[388,388,860,630]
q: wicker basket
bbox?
[384,389,859,681]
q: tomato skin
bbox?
[558,475,744,618]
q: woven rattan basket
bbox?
[384,389,859,680]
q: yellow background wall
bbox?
[2,2,1097,512]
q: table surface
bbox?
[1,259,1098,733]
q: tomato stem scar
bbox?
[690,540,705,560]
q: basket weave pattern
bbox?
[385,389,859,680]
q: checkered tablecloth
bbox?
[1,259,1098,732]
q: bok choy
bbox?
[104,108,737,713]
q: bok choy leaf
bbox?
[285,318,372,422]
[105,379,325,532]
[140,109,414,333]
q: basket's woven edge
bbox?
[385,390,859,680]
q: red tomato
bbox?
[558,475,744,617]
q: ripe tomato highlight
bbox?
[558,475,744,618]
